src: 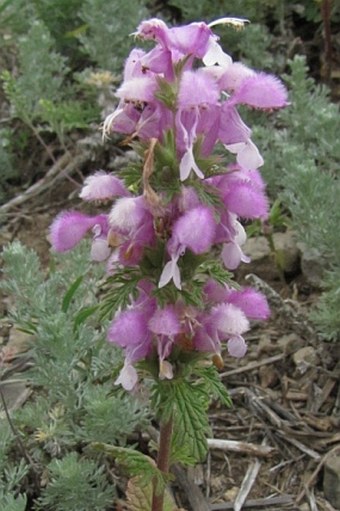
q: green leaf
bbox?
[98,268,143,320]
[62,275,84,313]
[125,476,177,511]
[90,443,167,489]
[194,365,232,408]
[73,305,99,329]
[172,381,210,462]
[153,379,210,464]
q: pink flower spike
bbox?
[79,171,129,201]
[50,211,103,252]
[227,335,248,358]
[233,72,288,109]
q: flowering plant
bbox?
[50,17,287,510]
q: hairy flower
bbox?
[50,211,108,252]
[79,171,129,201]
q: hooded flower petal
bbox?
[226,288,270,320]
[79,171,129,201]
[172,205,216,254]
[220,62,255,91]
[50,211,107,252]
[149,306,181,336]
[232,72,288,109]
[116,76,158,103]
[109,196,150,234]
[178,69,220,109]
[211,303,250,337]
[222,179,269,219]
[108,309,150,348]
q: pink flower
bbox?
[226,288,270,320]
[79,171,129,201]
[210,303,250,338]
[108,308,151,349]
[221,216,250,270]
[159,205,216,290]
[232,72,288,110]
[136,19,213,60]
[50,211,108,252]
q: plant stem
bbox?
[151,415,173,511]
[321,0,332,83]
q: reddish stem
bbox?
[151,416,173,511]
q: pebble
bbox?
[292,346,320,374]
[323,454,340,509]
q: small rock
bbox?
[292,346,320,374]
[323,454,340,509]
[272,230,300,274]
[257,334,276,355]
[278,333,304,354]
[297,242,324,288]
[259,365,279,388]
[243,236,270,261]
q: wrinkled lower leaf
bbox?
[125,476,179,511]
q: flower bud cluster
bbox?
[50,18,287,389]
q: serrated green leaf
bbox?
[62,275,84,313]
[125,476,177,511]
[172,381,210,463]
[89,443,167,488]
[195,365,232,408]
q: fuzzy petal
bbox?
[233,72,288,109]
[211,303,250,337]
[108,309,150,348]
[79,171,129,201]
[172,206,216,254]
[227,288,270,320]
[149,306,181,336]
[50,211,102,252]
